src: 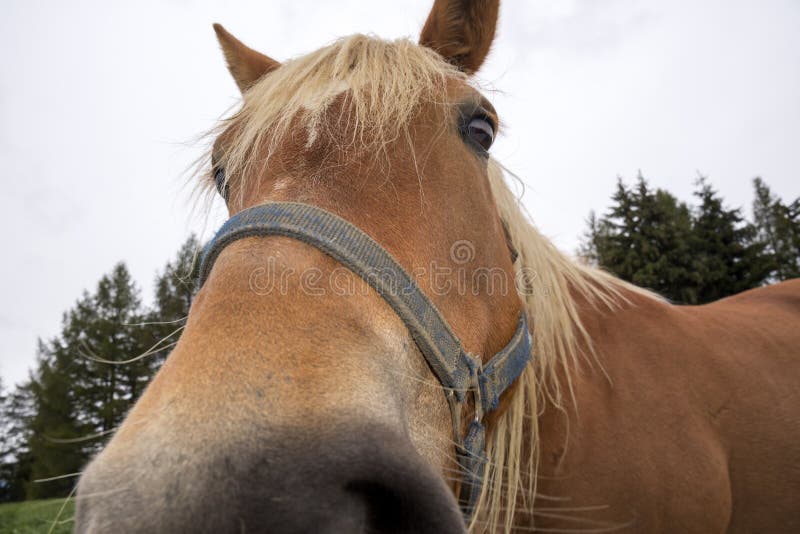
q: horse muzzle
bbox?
[75,422,465,533]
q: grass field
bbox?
[0,499,74,534]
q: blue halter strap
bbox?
[198,201,532,521]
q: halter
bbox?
[198,201,531,522]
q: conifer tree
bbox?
[67,264,146,436]
[581,175,780,304]
[146,235,200,369]
[753,178,800,281]
[154,235,200,322]
[0,378,34,502]
[583,175,697,302]
[0,238,203,501]
[689,177,771,302]
[26,340,89,498]
[25,263,146,498]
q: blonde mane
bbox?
[204,34,660,533]
[207,34,465,206]
[478,161,660,531]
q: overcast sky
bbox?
[1,0,798,387]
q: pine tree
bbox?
[69,264,147,436]
[581,175,779,304]
[0,379,35,502]
[753,178,800,281]
[583,175,697,303]
[578,211,602,265]
[145,235,200,369]
[0,377,16,501]
[25,263,147,498]
[690,177,771,302]
[26,340,89,498]
[1,240,202,502]
[154,235,200,321]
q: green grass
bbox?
[0,498,75,534]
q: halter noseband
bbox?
[198,201,531,522]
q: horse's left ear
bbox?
[419,0,500,74]
[213,23,280,93]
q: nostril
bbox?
[347,481,407,533]
[345,476,466,534]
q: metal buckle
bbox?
[468,366,484,424]
[447,362,485,453]
[447,388,463,449]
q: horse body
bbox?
[74,1,800,532]
[533,281,800,532]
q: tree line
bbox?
[0,175,797,502]
[581,176,798,303]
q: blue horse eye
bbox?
[467,117,494,151]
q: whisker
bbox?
[78,323,185,364]
[67,483,133,502]
[34,472,83,483]
[122,316,188,327]
[78,338,179,365]
[45,427,117,444]
[534,505,611,513]
[522,521,635,534]
[47,485,77,534]
[532,511,624,528]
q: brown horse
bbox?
[75,1,800,532]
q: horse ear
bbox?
[419,0,499,74]
[213,24,280,93]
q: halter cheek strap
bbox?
[198,201,532,522]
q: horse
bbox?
[75,1,800,532]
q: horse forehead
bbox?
[232,109,465,207]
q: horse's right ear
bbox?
[419,0,500,74]
[213,24,280,93]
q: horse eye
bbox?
[214,166,229,200]
[467,116,495,151]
